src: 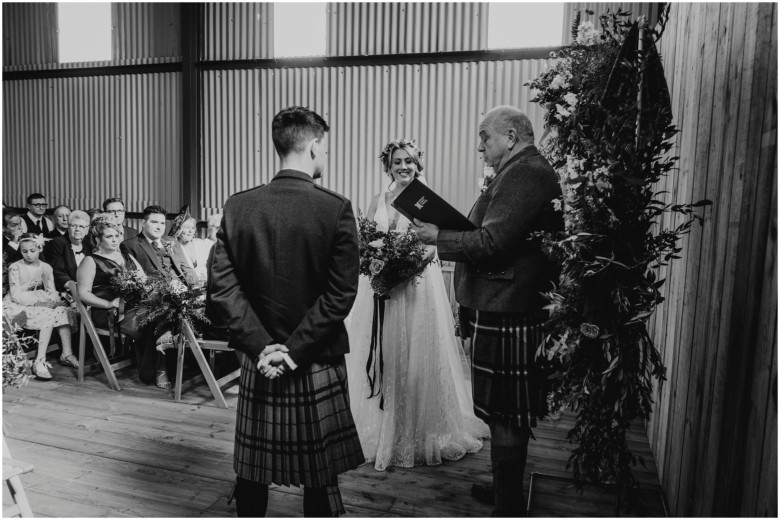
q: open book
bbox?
[391,178,477,231]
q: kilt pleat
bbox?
[234,354,365,487]
[462,307,547,429]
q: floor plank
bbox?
[2,359,667,517]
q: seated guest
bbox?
[206,213,222,242]
[77,218,161,384]
[42,210,92,293]
[46,205,71,238]
[121,205,198,287]
[171,217,213,284]
[3,208,23,264]
[20,193,53,235]
[121,205,198,389]
[103,197,138,240]
[5,233,79,377]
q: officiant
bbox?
[411,105,563,517]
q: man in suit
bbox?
[2,208,23,264]
[122,205,198,387]
[21,193,53,235]
[103,197,138,240]
[42,210,91,293]
[412,105,563,517]
[45,204,71,238]
[121,205,198,287]
[209,106,363,517]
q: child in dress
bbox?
[4,233,79,380]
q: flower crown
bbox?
[90,213,113,227]
[18,233,49,250]
[378,138,425,173]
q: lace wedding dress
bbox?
[345,189,489,471]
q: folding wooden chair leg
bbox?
[174,337,186,402]
[84,325,121,391]
[78,321,86,382]
[3,436,33,518]
[181,324,229,408]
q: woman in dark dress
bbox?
[76,218,171,389]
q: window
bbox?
[274,3,326,58]
[58,3,112,63]
[487,3,564,49]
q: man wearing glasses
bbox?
[103,197,138,240]
[21,193,52,235]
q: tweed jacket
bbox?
[208,169,360,367]
[42,235,92,293]
[121,232,199,287]
[437,145,563,314]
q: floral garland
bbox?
[526,7,709,508]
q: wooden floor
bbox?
[3,357,667,517]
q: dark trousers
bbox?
[489,420,531,517]
[134,329,171,384]
[235,477,340,517]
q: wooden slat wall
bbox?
[646,3,777,516]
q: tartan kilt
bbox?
[234,354,365,487]
[461,307,548,429]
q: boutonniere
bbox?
[478,168,496,193]
[162,240,175,257]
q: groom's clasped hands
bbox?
[257,343,290,379]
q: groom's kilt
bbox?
[461,307,548,429]
[234,354,365,487]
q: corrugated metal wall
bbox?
[561,2,661,44]
[2,74,182,213]
[2,2,58,70]
[646,2,777,516]
[327,2,488,56]
[113,3,181,63]
[202,2,274,61]
[201,59,548,216]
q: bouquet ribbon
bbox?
[365,293,386,410]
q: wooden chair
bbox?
[175,320,241,408]
[3,434,33,518]
[66,281,133,391]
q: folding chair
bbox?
[3,434,33,518]
[66,281,132,391]
[175,320,241,408]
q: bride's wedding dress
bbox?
[346,190,489,471]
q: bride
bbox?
[346,138,489,471]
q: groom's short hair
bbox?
[272,106,330,157]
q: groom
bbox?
[412,105,562,517]
[209,106,364,517]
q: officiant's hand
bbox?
[410,219,439,245]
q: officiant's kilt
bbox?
[461,308,548,429]
[234,354,365,488]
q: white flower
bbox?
[595,179,611,192]
[552,198,562,212]
[576,21,601,46]
[556,104,571,120]
[169,278,187,295]
[368,239,385,249]
[563,92,578,108]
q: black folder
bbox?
[391,178,477,231]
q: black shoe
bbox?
[471,483,494,506]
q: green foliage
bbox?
[526,6,710,504]
[3,312,34,390]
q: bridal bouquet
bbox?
[357,214,426,300]
[110,268,148,308]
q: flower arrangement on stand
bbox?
[111,271,209,337]
[526,7,710,511]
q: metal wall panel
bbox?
[203,2,274,61]
[113,3,182,63]
[3,74,182,213]
[2,3,58,69]
[327,2,488,56]
[561,2,661,44]
[201,59,547,217]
